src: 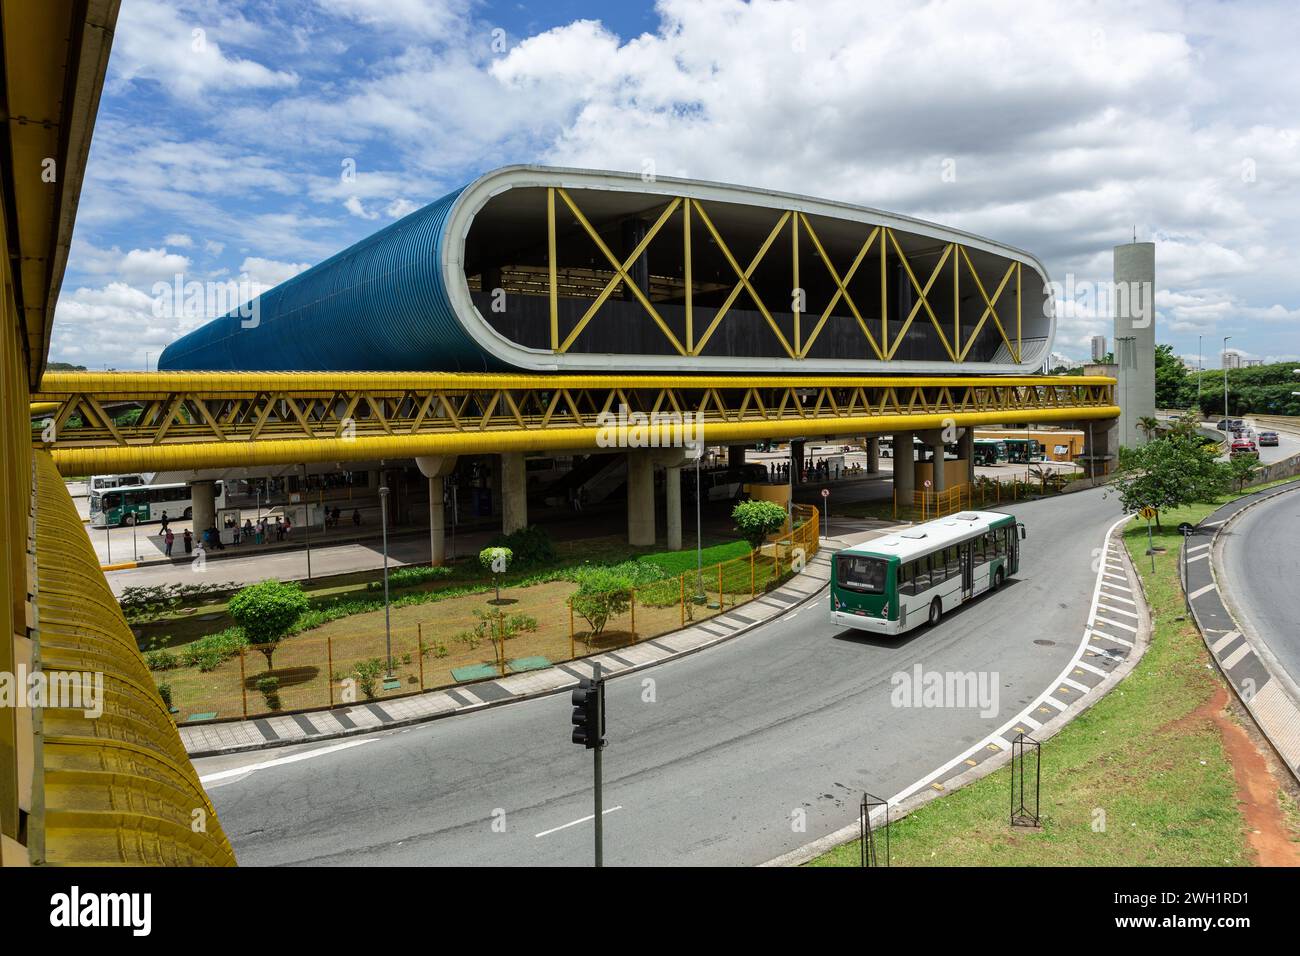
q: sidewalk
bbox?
[180,525,883,757]
[1185,479,1300,784]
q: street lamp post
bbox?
[379,484,392,677]
[298,465,313,582]
[694,450,703,601]
[1223,336,1232,423]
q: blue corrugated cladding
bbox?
[158,185,502,372]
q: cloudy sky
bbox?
[55,0,1300,371]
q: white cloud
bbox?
[386,198,419,218]
[239,257,312,289]
[164,233,193,247]
[343,195,380,220]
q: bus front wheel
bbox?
[928,598,942,627]
[992,567,1005,591]
[183,507,192,520]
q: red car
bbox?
[1230,438,1258,458]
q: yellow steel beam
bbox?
[46,405,1120,477]
[797,215,881,359]
[547,186,558,351]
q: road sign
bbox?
[821,488,829,498]
[1139,506,1157,520]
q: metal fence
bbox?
[160,504,821,723]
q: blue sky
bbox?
[56,0,1300,371]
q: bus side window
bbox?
[946,547,960,579]
[898,562,912,595]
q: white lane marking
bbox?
[1102,582,1132,593]
[1099,591,1136,605]
[1098,604,1139,619]
[1187,543,1211,553]
[1211,630,1241,653]
[199,738,376,784]
[1095,615,1138,633]
[534,805,624,838]
[1044,696,1069,711]
[1089,629,1134,648]
[1201,519,1225,528]
[1189,583,1216,600]
[1103,572,1127,583]
[1221,643,1253,670]
[1187,553,1209,563]
[1061,676,1090,693]
[1075,660,1108,677]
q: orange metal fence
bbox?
[156,505,820,723]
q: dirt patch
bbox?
[1168,685,1300,866]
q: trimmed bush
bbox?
[227,580,309,671]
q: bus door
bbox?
[960,541,974,602]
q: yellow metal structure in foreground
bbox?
[34,371,1118,475]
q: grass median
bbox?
[810,487,1299,866]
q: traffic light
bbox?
[571,678,605,749]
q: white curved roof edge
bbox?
[441,165,1056,374]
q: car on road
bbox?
[1258,431,1279,447]
[1230,438,1259,458]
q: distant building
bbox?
[1222,351,1243,370]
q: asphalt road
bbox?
[199,486,1122,866]
[1217,485,1300,694]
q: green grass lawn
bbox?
[808,487,1298,866]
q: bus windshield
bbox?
[837,554,888,594]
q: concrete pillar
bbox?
[930,439,947,494]
[958,427,975,485]
[792,439,806,483]
[866,437,880,474]
[190,479,216,533]
[666,466,684,551]
[727,445,747,469]
[893,431,915,503]
[1113,241,1156,450]
[627,452,655,546]
[501,452,527,534]
[417,456,457,566]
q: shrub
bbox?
[178,629,247,672]
[489,526,555,566]
[227,580,309,671]
[366,564,453,591]
[569,565,638,638]
[353,659,385,699]
[156,682,173,710]
[732,499,789,550]
[145,649,178,671]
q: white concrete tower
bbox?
[1113,241,1156,448]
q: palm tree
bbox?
[1137,416,1160,440]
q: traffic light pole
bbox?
[593,661,603,868]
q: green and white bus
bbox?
[830,510,1025,635]
[89,480,224,528]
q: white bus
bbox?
[89,481,225,528]
[830,510,1025,636]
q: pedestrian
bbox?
[284,516,292,539]
[164,527,174,557]
[182,528,192,554]
[159,510,170,532]
[275,516,284,541]
[352,509,361,527]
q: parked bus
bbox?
[1002,437,1042,463]
[90,481,224,528]
[972,438,1005,466]
[88,473,148,492]
[830,510,1025,635]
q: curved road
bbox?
[1218,485,1300,696]
[199,487,1122,866]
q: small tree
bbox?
[569,565,635,642]
[1109,433,1232,530]
[479,546,513,603]
[732,499,790,551]
[227,580,309,671]
[1227,453,1260,491]
[1137,416,1160,441]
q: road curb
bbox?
[1187,478,1300,786]
[764,510,1151,867]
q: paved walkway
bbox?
[180,525,885,757]
[1186,479,1300,783]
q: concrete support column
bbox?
[416,456,457,565]
[627,452,656,546]
[665,466,684,551]
[190,479,215,533]
[893,431,914,503]
[501,452,527,534]
[792,440,806,483]
[930,440,947,494]
[958,427,974,485]
[727,445,747,469]
[866,436,880,474]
